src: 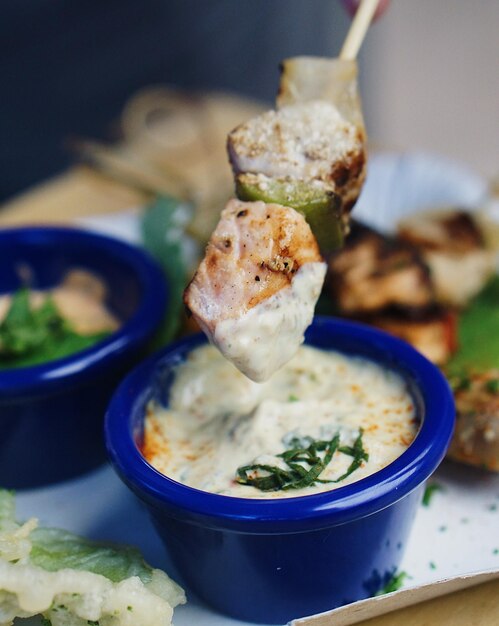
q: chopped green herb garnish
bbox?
[422,482,444,507]
[288,394,299,402]
[376,571,408,595]
[235,430,368,492]
[429,561,437,570]
[493,548,499,555]
[0,288,111,369]
[41,620,52,626]
[485,379,499,394]
[488,504,498,512]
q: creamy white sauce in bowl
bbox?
[142,344,418,499]
[107,317,455,624]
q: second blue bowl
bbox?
[0,226,167,489]
[106,317,455,624]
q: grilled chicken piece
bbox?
[327,221,435,315]
[227,100,366,219]
[369,309,457,365]
[447,370,499,472]
[184,199,326,382]
[398,210,495,307]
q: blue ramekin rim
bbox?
[105,316,455,533]
[0,226,167,398]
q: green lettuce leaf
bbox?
[0,491,185,626]
[30,528,153,584]
[141,195,196,345]
[448,275,499,373]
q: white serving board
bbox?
[14,154,499,625]
[16,461,499,626]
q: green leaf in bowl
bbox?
[0,289,111,370]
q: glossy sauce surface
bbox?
[143,344,417,498]
[212,261,327,382]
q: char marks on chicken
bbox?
[398,209,495,307]
[184,199,326,382]
[327,221,434,316]
[228,101,366,219]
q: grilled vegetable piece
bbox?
[228,100,366,219]
[231,57,367,252]
[446,370,499,472]
[235,173,344,252]
[184,199,326,382]
[327,221,435,315]
[277,56,365,130]
[275,56,366,223]
[369,308,457,365]
[398,209,495,307]
[0,490,185,626]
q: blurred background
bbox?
[1,0,498,205]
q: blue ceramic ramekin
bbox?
[0,226,167,489]
[105,317,455,624]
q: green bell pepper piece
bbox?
[235,174,344,253]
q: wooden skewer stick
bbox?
[339,0,381,60]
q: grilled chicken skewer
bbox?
[229,57,367,253]
[184,0,377,381]
[184,52,368,381]
[184,199,326,382]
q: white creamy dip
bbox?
[143,344,417,499]
[212,261,327,382]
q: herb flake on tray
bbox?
[422,482,444,507]
[376,570,408,595]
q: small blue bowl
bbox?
[0,226,167,489]
[105,317,454,624]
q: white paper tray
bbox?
[14,154,499,625]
